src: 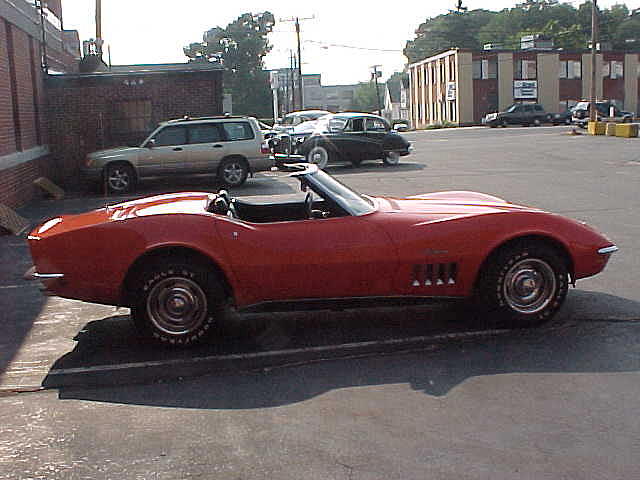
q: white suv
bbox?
[83,116,272,193]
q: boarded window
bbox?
[112,100,152,135]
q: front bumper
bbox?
[23,266,64,296]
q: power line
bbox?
[304,39,403,52]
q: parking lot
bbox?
[1,125,639,479]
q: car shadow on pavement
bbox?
[326,161,425,176]
[48,290,640,406]
[0,235,46,380]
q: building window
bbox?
[607,61,624,79]
[515,60,537,80]
[472,59,497,79]
[559,60,581,79]
[112,100,152,134]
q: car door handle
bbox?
[213,144,223,148]
[173,147,183,151]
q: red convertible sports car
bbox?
[27,164,617,346]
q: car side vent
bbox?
[411,263,458,287]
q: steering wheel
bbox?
[304,191,313,219]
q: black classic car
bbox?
[271,112,412,168]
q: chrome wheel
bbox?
[219,158,248,187]
[146,276,208,336]
[307,146,329,169]
[383,151,400,166]
[503,258,556,314]
[106,165,133,193]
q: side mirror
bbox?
[147,139,156,148]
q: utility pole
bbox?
[95,0,103,57]
[371,65,382,116]
[280,16,314,110]
[590,0,598,123]
[290,51,296,113]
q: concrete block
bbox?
[615,123,639,138]
[33,177,65,200]
[0,204,29,236]
[605,122,617,136]
[588,121,606,135]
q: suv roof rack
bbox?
[166,114,249,123]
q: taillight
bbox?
[260,141,270,155]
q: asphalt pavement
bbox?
[1,125,639,479]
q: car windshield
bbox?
[506,104,519,113]
[303,169,375,216]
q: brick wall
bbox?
[0,0,79,208]
[0,20,16,156]
[46,70,223,187]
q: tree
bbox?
[184,12,275,117]
[351,82,379,112]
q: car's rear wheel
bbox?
[533,118,542,126]
[307,146,330,169]
[219,157,248,187]
[131,261,225,346]
[383,151,400,166]
[105,163,136,194]
[475,243,568,328]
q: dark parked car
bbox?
[572,101,634,128]
[271,113,411,169]
[547,108,574,125]
[483,103,548,127]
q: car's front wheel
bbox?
[307,145,331,169]
[105,163,136,194]
[131,260,225,346]
[475,243,568,328]
[383,151,400,166]
[218,157,248,187]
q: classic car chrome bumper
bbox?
[597,245,619,255]
[23,266,64,281]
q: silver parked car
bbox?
[82,116,272,193]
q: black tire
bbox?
[533,118,542,126]
[350,158,363,167]
[218,157,248,187]
[105,163,136,194]
[474,243,568,328]
[131,260,226,346]
[500,120,507,128]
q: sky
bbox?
[61,0,639,86]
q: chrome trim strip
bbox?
[598,246,619,255]
[32,273,65,280]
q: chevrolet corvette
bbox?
[26,164,617,346]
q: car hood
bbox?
[88,146,143,158]
[374,191,542,220]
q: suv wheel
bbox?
[219,157,248,187]
[105,163,136,194]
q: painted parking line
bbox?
[40,328,512,389]
[0,284,39,290]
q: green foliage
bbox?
[405,2,640,64]
[351,82,380,112]
[184,12,275,117]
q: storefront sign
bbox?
[446,82,456,101]
[514,80,537,99]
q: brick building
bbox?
[1,0,78,208]
[1,0,225,207]
[408,48,640,127]
[46,63,224,187]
